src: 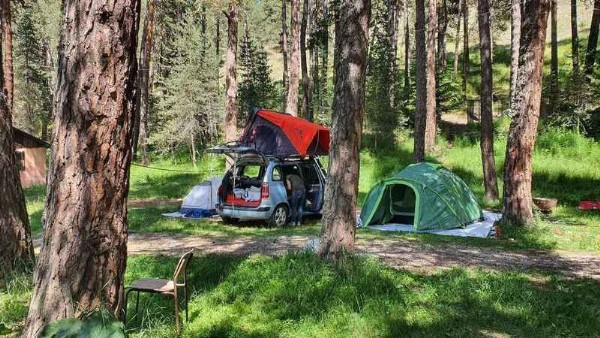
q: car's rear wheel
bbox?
[268,204,289,227]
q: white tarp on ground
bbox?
[162,177,222,219]
[367,211,502,238]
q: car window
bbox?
[272,166,282,181]
[242,165,262,178]
[301,165,320,184]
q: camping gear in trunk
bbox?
[360,162,483,231]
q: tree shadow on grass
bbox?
[125,253,600,337]
[129,172,203,200]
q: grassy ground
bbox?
[5,253,599,337]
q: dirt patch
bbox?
[32,232,600,279]
[122,233,600,280]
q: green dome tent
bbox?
[360,162,483,231]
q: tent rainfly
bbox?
[239,109,330,158]
[360,163,483,231]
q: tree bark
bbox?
[387,0,400,108]
[571,0,580,76]
[478,0,499,202]
[550,0,558,115]
[319,0,370,258]
[0,32,34,278]
[282,0,289,99]
[286,0,301,116]
[437,0,448,73]
[502,0,550,226]
[453,0,463,77]
[414,0,427,162]
[425,0,437,152]
[133,0,157,165]
[404,1,410,94]
[22,0,140,335]
[301,0,311,119]
[224,3,238,145]
[509,0,521,102]
[462,0,469,100]
[216,14,220,56]
[585,0,600,76]
[1,0,14,112]
[318,0,329,118]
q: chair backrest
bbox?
[173,250,194,286]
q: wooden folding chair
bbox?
[123,249,193,334]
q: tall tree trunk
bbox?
[571,0,580,76]
[509,0,521,103]
[585,0,600,76]
[133,0,157,165]
[301,0,311,119]
[437,0,448,73]
[414,0,427,162]
[425,0,437,151]
[286,0,301,116]
[0,33,34,279]
[22,0,140,335]
[310,0,319,119]
[550,0,558,115]
[453,0,463,77]
[224,3,238,146]
[319,0,370,258]
[478,0,499,201]
[502,0,550,226]
[318,0,329,118]
[387,0,400,109]
[1,0,14,111]
[462,0,469,101]
[282,0,289,99]
[404,1,411,94]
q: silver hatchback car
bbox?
[212,147,327,227]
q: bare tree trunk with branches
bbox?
[224,3,238,147]
[550,0,558,115]
[319,0,370,259]
[0,32,34,280]
[503,0,550,226]
[509,0,521,102]
[301,0,312,119]
[414,0,427,162]
[453,0,463,77]
[404,1,410,94]
[286,0,301,116]
[1,0,14,111]
[437,0,448,73]
[585,0,600,76]
[425,0,437,152]
[478,0,499,202]
[571,0,580,76]
[282,0,289,100]
[585,0,600,75]
[22,0,140,335]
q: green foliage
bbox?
[13,4,53,137]
[150,5,222,157]
[238,31,278,123]
[41,310,125,338]
[365,0,405,149]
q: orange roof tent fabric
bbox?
[241,109,330,158]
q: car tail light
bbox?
[261,182,269,199]
[217,184,222,196]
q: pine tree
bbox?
[151,11,222,165]
[13,5,52,137]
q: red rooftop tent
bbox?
[239,109,330,158]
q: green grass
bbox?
[103,253,600,337]
[5,253,599,337]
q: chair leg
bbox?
[123,289,132,324]
[135,291,140,326]
[184,285,189,322]
[174,294,180,335]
